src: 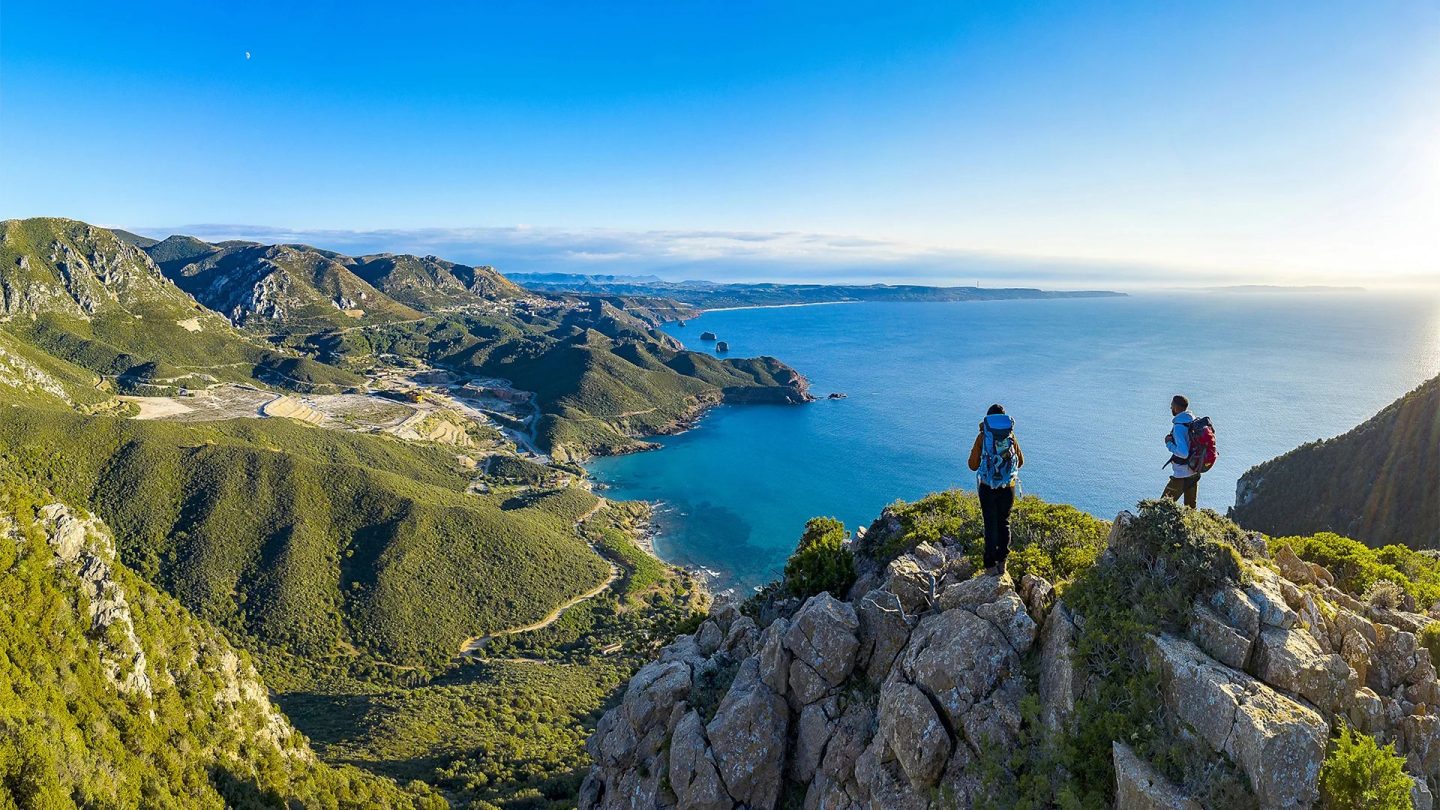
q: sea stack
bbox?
[715,341,729,352]
[700,331,718,341]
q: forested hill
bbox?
[0,468,443,808]
[1230,373,1440,549]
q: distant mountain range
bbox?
[1231,373,1440,549]
[506,272,1123,309]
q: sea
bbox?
[587,292,1440,593]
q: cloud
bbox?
[128,222,1414,290]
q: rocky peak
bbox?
[583,503,1440,810]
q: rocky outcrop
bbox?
[581,531,1043,810]
[585,503,1440,809]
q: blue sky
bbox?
[2,2,1437,286]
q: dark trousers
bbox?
[978,483,1016,569]
[1162,474,1200,508]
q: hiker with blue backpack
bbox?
[1162,394,1218,507]
[968,404,1024,576]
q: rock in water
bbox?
[700,331,718,341]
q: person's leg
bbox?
[1184,475,1199,508]
[1162,476,1185,502]
[995,485,1016,572]
[979,484,999,570]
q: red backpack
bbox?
[1186,417,1218,473]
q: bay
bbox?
[587,293,1440,593]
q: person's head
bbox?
[986,403,1006,417]
[1171,394,1189,416]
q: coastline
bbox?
[695,300,865,313]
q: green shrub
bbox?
[1365,579,1406,610]
[1319,724,1413,810]
[1271,532,1440,608]
[784,517,856,598]
[861,490,1108,584]
[1420,623,1440,669]
[1054,500,1253,806]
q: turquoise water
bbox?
[588,294,1440,592]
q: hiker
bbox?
[968,404,1024,576]
[1163,394,1201,506]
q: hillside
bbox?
[1231,374,1440,549]
[0,467,443,808]
[348,253,523,310]
[152,240,425,332]
[583,492,1440,809]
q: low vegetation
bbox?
[1271,531,1440,609]
[858,488,1111,583]
[1318,724,1414,810]
[783,516,856,598]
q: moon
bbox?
[245,51,251,60]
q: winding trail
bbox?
[458,496,615,656]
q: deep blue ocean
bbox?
[588,293,1440,593]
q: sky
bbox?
[1,1,1438,287]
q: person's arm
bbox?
[968,432,983,471]
[1013,437,1024,468]
[1166,423,1188,458]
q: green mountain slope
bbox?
[0,468,444,809]
[348,253,523,310]
[1,219,363,395]
[0,405,609,673]
[1230,373,1440,548]
[155,242,424,332]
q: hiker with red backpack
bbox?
[1162,394,1217,507]
[968,404,1025,576]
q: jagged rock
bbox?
[1112,741,1200,810]
[697,619,725,655]
[784,594,860,705]
[1371,626,1435,694]
[707,657,790,809]
[722,615,759,658]
[857,587,915,682]
[878,680,952,787]
[1250,626,1356,715]
[758,618,792,694]
[1039,600,1082,731]
[669,710,733,810]
[1415,776,1436,810]
[1275,544,1315,586]
[893,600,1032,752]
[1245,567,1300,630]
[936,573,1008,611]
[1148,633,1327,808]
[884,555,938,615]
[624,660,692,731]
[793,697,839,783]
[1402,713,1440,786]
[1209,584,1263,640]
[1309,563,1335,587]
[1019,573,1055,625]
[1190,602,1254,670]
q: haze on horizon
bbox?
[2,1,1437,289]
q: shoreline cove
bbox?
[586,293,1440,592]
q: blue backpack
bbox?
[978,414,1020,489]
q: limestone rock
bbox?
[1148,634,1327,808]
[1190,602,1254,670]
[1039,600,1082,732]
[1250,626,1357,715]
[669,710,733,810]
[784,594,860,704]
[878,680,952,788]
[1112,741,1200,810]
[707,658,790,809]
